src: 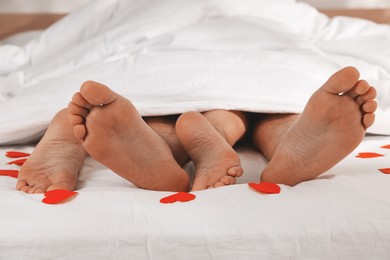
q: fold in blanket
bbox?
[0,0,389,144]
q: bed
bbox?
[1,0,390,259]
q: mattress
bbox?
[1,136,390,259]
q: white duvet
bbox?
[0,0,389,145]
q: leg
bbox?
[68,81,189,192]
[144,115,189,167]
[252,113,298,160]
[17,109,87,194]
[202,110,248,146]
[176,110,248,191]
[252,66,377,186]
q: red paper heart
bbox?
[356,152,384,158]
[5,151,31,158]
[160,192,196,204]
[381,145,390,149]
[42,190,78,204]
[379,168,390,174]
[7,158,27,166]
[0,169,19,178]
[248,182,281,194]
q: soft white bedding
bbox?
[0,0,390,145]
[1,136,390,259]
[1,0,390,259]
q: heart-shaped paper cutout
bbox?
[0,169,19,178]
[356,152,384,158]
[379,168,390,174]
[7,158,27,166]
[42,190,78,204]
[5,151,31,158]
[381,145,390,149]
[248,182,281,194]
[160,192,196,204]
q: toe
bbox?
[213,181,223,187]
[213,176,236,188]
[80,81,117,106]
[214,182,225,188]
[68,97,89,135]
[27,186,38,194]
[68,101,89,118]
[69,114,84,126]
[227,165,243,177]
[73,124,87,140]
[34,188,46,194]
[362,100,378,113]
[16,180,27,191]
[20,185,31,193]
[191,180,208,191]
[345,80,369,99]
[17,180,46,194]
[220,175,236,185]
[356,87,377,106]
[71,92,92,110]
[363,113,375,129]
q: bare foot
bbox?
[261,66,377,186]
[68,81,189,192]
[17,109,87,194]
[176,111,243,191]
[144,116,189,166]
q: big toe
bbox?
[322,66,360,94]
[80,81,117,106]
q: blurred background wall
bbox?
[299,0,390,9]
[0,0,389,40]
[0,0,390,13]
[0,0,91,13]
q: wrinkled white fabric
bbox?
[0,0,389,144]
[1,136,390,259]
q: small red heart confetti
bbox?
[381,145,390,149]
[42,190,78,204]
[379,168,390,174]
[248,182,281,194]
[160,192,196,204]
[7,158,27,166]
[0,170,19,178]
[356,152,384,158]
[5,151,31,158]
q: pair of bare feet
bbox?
[16,67,377,193]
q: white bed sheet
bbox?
[1,135,390,259]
